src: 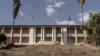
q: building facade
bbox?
[0,25,87,45]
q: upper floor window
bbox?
[14,28,20,34]
[45,28,52,34]
[22,28,29,34]
[36,28,41,34]
[4,28,11,33]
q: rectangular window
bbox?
[56,37,61,42]
[36,28,41,34]
[4,28,11,34]
[22,28,29,34]
[36,37,41,42]
[45,37,52,41]
[45,28,52,34]
[14,28,20,34]
[22,37,29,43]
[13,37,20,43]
[56,28,61,34]
[77,28,83,34]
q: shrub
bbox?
[0,33,7,44]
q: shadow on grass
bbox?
[0,45,26,50]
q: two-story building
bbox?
[0,25,87,45]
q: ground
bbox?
[0,45,100,56]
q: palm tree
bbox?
[77,0,85,25]
[11,0,21,41]
[77,0,86,43]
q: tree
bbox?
[12,0,21,41]
[83,12,100,46]
[77,0,86,43]
[0,33,7,45]
[77,0,85,25]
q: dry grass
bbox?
[0,45,100,56]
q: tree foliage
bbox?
[83,12,100,46]
[13,0,21,19]
[77,0,85,6]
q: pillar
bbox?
[52,27,56,42]
[61,27,68,45]
[29,27,34,45]
[75,27,78,45]
[33,27,36,44]
[41,27,45,42]
[20,27,22,44]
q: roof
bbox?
[0,25,82,28]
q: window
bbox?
[45,28,52,34]
[36,28,41,34]
[22,28,29,34]
[56,37,61,42]
[77,29,83,34]
[22,37,29,43]
[4,28,11,33]
[36,37,41,42]
[13,37,20,43]
[45,37,52,41]
[14,28,20,34]
[56,28,61,34]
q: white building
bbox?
[0,25,87,45]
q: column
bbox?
[43,27,45,42]
[52,27,54,42]
[20,27,22,44]
[83,30,87,43]
[54,27,56,42]
[41,27,42,42]
[52,27,56,42]
[2,27,4,33]
[33,27,36,44]
[61,27,68,45]
[75,27,78,45]
[29,27,34,45]
[41,27,45,42]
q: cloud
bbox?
[55,19,77,25]
[45,0,55,3]
[45,1,66,17]
[46,5,56,17]
[54,1,65,8]
[19,11,26,17]
[78,11,96,22]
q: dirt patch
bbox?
[0,45,100,56]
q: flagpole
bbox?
[28,18,29,28]
[68,16,71,45]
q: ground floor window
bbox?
[36,37,41,42]
[45,37,52,41]
[77,37,84,43]
[56,37,61,42]
[22,37,29,43]
[13,37,20,43]
[68,37,75,45]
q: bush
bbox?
[0,33,7,44]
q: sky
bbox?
[0,0,100,25]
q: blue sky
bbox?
[0,0,100,25]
